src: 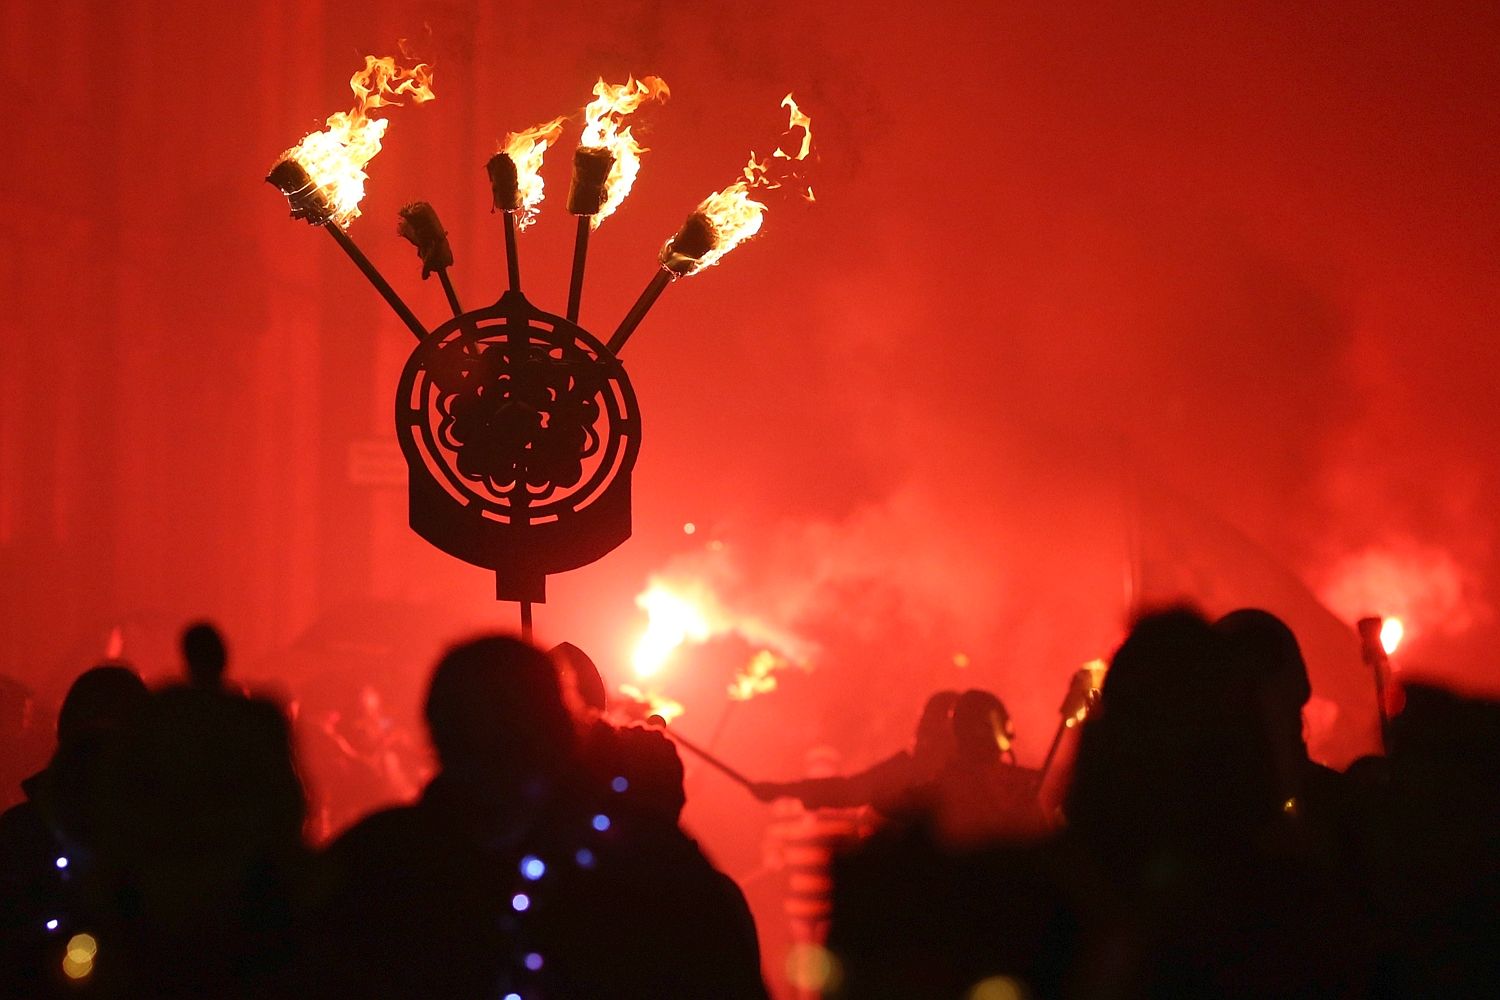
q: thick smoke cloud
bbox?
[2,1,1497,764]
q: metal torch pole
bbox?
[567,217,591,323]
[436,270,464,317]
[503,212,522,292]
[607,270,672,354]
[323,223,428,340]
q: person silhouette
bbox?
[95,652,307,997]
[749,690,960,813]
[1215,608,1349,838]
[181,620,229,690]
[912,689,1044,845]
[0,664,149,996]
[316,634,766,999]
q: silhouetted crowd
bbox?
[2,607,1498,998]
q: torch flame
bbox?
[773,93,814,164]
[618,683,686,724]
[578,76,670,228]
[659,94,814,278]
[728,649,799,701]
[631,583,711,679]
[502,116,566,229]
[274,54,435,228]
[1380,616,1405,655]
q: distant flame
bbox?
[618,683,685,724]
[728,648,800,701]
[273,54,435,228]
[578,76,670,228]
[631,582,710,678]
[1380,617,1405,655]
[659,93,814,278]
[502,116,566,229]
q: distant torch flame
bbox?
[271,54,435,228]
[728,649,798,701]
[660,93,814,278]
[501,117,566,229]
[1380,617,1405,655]
[631,583,711,679]
[575,76,670,228]
[618,683,685,724]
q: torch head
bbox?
[396,201,454,278]
[485,152,521,213]
[660,211,716,278]
[266,159,337,226]
[567,146,615,216]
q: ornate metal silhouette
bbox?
[397,290,640,604]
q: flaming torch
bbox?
[565,77,670,322]
[486,116,566,291]
[266,53,436,339]
[608,94,814,353]
[1358,615,1405,751]
[266,66,811,646]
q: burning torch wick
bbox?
[645,715,753,789]
[607,209,713,353]
[266,159,428,341]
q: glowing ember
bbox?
[631,582,710,678]
[1380,616,1405,655]
[500,117,566,229]
[618,683,685,723]
[574,76,670,228]
[659,93,814,278]
[270,53,435,228]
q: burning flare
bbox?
[659,93,814,278]
[1380,616,1405,655]
[270,54,436,228]
[631,582,711,679]
[498,117,566,229]
[571,76,670,228]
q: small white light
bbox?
[520,855,546,881]
[54,857,68,870]
[45,919,59,931]
[511,892,531,912]
[592,814,611,832]
[503,994,522,1000]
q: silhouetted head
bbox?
[1216,608,1313,792]
[551,641,608,715]
[913,690,960,757]
[1215,608,1311,711]
[57,664,149,747]
[181,621,228,689]
[425,635,576,783]
[951,689,1013,763]
[1068,608,1278,863]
